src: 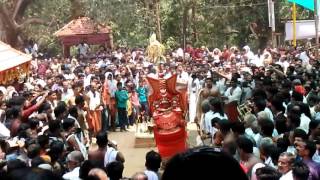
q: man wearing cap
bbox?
[63,151,84,180]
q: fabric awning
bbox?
[0,41,32,84]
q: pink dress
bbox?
[130,92,140,107]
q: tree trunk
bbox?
[182,6,189,47]
[154,0,162,42]
[0,19,18,46]
[0,1,46,48]
[0,0,33,47]
[13,0,32,22]
[191,1,197,42]
[0,3,19,47]
[142,0,152,37]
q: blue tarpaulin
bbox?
[288,0,318,11]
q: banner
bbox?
[285,20,320,40]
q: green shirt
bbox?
[115,90,129,108]
[137,86,148,103]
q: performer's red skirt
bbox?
[154,127,187,158]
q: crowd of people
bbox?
[0,40,319,180]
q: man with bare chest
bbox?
[88,131,125,167]
[195,78,220,124]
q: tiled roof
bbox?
[54,17,111,37]
[0,41,31,72]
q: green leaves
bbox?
[5,0,314,54]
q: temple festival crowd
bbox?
[0,40,319,180]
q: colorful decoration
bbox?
[0,62,30,84]
[146,33,165,64]
[147,74,187,158]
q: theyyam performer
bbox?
[146,34,188,158]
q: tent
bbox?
[0,41,32,84]
[54,17,113,57]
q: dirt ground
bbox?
[108,123,198,177]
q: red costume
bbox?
[147,74,188,158]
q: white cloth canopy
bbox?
[0,41,31,72]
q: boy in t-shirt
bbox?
[115,82,129,132]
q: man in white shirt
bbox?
[299,113,311,134]
[144,150,161,180]
[77,42,90,56]
[63,151,84,180]
[61,80,74,103]
[252,55,264,67]
[87,89,101,112]
[264,107,274,122]
[278,152,295,180]
[244,114,258,141]
[202,110,215,135]
[299,50,310,68]
[176,48,184,57]
[114,49,123,60]
[313,148,320,164]
[216,77,226,95]
[0,121,10,139]
[176,65,189,84]
[83,66,93,88]
[276,55,290,74]
[254,98,274,122]
[224,78,242,104]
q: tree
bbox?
[0,0,314,54]
[0,0,46,47]
[162,0,312,50]
[69,0,85,19]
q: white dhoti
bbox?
[189,91,197,122]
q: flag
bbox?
[288,0,318,11]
